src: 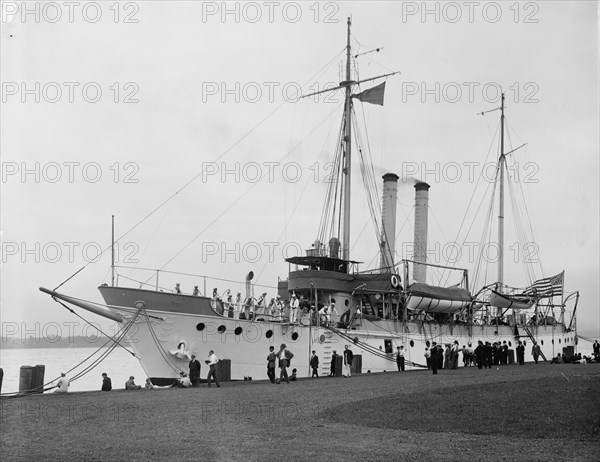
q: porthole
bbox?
[523,341,526,346]
[552,339,554,344]
[319,334,326,343]
[559,338,561,344]
[426,340,430,347]
[291,332,299,341]
[266,330,273,338]
[508,341,512,347]
[196,323,205,331]
[410,340,414,348]
[218,325,226,333]
[541,340,544,346]
[234,327,242,335]
[345,299,349,306]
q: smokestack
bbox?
[413,182,430,283]
[380,173,399,272]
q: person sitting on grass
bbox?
[289,368,298,381]
[54,372,70,393]
[174,372,192,388]
[145,378,173,390]
[550,353,564,364]
[125,376,142,390]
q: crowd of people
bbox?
[52,338,599,393]
[173,284,358,328]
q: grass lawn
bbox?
[1,363,599,461]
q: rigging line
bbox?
[472,166,499,290]
[255,118,345,283]
[352,107,384,259]
[116,265,277,291]
[317,107,345,243]
[442,122,500,284]
[54,51,346,292]
[149,103,346,283]
[393,204,415,265]
[69,309,141,382]
[52,297,136,356]
[356,104,384,232]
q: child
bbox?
[290,368,297,381]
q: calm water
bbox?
[0,347,146,394]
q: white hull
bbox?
[104,295,576,381]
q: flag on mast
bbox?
[354,82,386,106]
[523,271,564,298]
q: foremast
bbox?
[298,17,398,270]
[341,17,353,262]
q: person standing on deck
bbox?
[290,293,300,323]
[396,346,405,372]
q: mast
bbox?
[341,17,353,262]
[111,214,115,286]
[498,93,505,295]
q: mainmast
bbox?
[341,17,354,262]
[498,93,505,292]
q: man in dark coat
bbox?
[329,350,338,376]
[484,341,493,368]
[436,343,444,370]
[189,354,201,387]
[277,343,294,383]
[516,341,525,365]
[101,372,112,391]
[430,343,440,375]
[310,350,319,378]
[474,341,484,369]
[532,342,542,364]
[501,341,509,365]
[267,346,277,383]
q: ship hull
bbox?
[99,286,576,381]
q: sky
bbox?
[1,1,598,345]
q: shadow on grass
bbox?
[325,374,600,441]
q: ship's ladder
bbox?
[522,325,547,361]
[324,323,427,369]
